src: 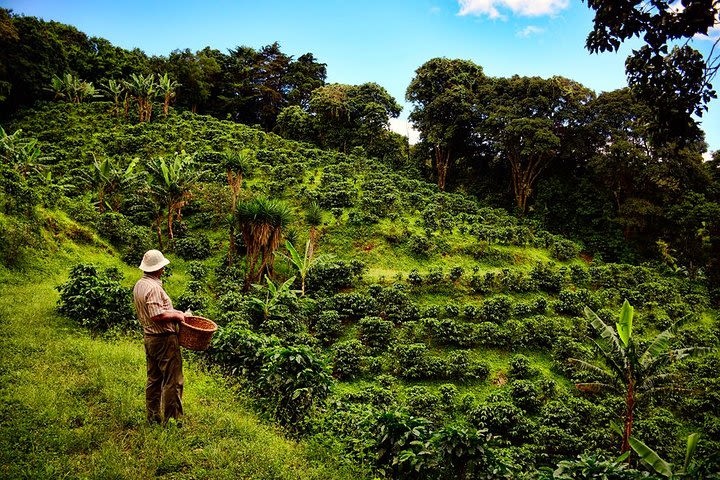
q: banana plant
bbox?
[570,300,713,454]
[101,79,125,116]
[276,239,332,296]
[0,127,49,177]
[86,154,138,212]
[158,73,180,117]
[619,426,701,478]
[125,73,157,122]
[146,153,198,244]
[248,274,298,320]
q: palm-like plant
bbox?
[101,79,125,116]
[157,73,180,117]
[248,274,298,320]
[125,73,157,122]
[0,127,50,178]
[223,149,253,262]
[49,73,94,103]
[628,432,701,478]
[276,239,331,296]
[570,300,712,454]
[146,153,198,245]
[236,197,292,289]
[86,154,139,213]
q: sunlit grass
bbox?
[0,242,365,480]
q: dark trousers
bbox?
[144,333,184,424]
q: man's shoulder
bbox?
[133,276,161,294]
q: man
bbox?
[133,249,186,425]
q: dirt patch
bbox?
[580,252,594,264]
[492,371,507,386]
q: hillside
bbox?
[0,213,363,479]
[3,102,720,477]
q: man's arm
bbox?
[151,309,186,323]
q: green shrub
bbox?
[407,234,432,257]
[306,260,365,294]
[174,234,212,260]
[56,264,134,332]
[446,350,490,381]
[480,296,513,324]
[552,454,646,479]
[358,316,393,352]
[508,354,537,380]
[315,309,343,345]
[549,237,580,261]
[331,339,364,379]
[209,323,277,379]
[509,380,544,413]
[257,345,333,430]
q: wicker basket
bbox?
[178,316,217,351]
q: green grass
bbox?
[0,245,366,480]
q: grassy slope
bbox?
[0,227,363,480]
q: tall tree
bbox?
[309,82,401,154]
[482,75,594,214]
[406,58,486,191]
[235,197,292,289]
[584,0,719,145]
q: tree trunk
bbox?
[228,223,236,265]
[156,222,164,250]
[621,377,635,454]
[167,208,174,246]
[163,93,170,116]
[434,145,451,191]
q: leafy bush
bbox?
[56,264,134,332]
[187,261,208,281]
[315,309,343,345]
[508,354,538,380]
[328,292,378,320]
[480,296,513,324]
[256,345,333,429]
[448,266,464,282]
[549,237,580,261]
[332,339,364,379]
[306,260,365,294]
[551,453,646,479]
[209,323,277,379]
[407,234,432,257]
[174,234,212,260]
[446,350,490,381]
[530,263,564,293]
[358,316,393,352]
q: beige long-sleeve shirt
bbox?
[133,274,176,335]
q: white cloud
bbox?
[429,6,442,14]
[389,118,421,145]
[703,151,714,162]
[516,25,545,38]
[457,0,569,19]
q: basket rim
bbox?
[181,316,217,333]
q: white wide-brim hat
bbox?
[139,249,170,272]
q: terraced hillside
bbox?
[4,102,720,477]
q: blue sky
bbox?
[4,0,719,152]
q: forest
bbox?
[1,4,720,479]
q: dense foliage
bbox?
[2,11,719,479]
